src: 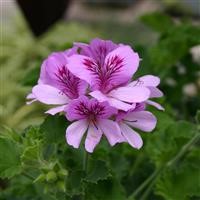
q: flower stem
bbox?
[128,167,162,200]
[128,133,200,200]
[83,151,89,173]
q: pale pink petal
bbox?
[45,105,67,115]
[26,93,37,105]
[90,90,135,111]
[66,119,88,148]
[138,75,160,87]
[67,55,95,85]
[107,98,135,111]
[124,111,157,132]
[98,119,123,146]
[89,90,109,102]
[149,87,163,98]
[85,124,103,153]
[119,122,143,149]
[32,84,69,105]
[109,86,150,103]
[146,100,165,111]
[128,75,160,87]
[26,93,36,99]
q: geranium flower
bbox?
[67,38,150,111]
[27,49,87,115]
[116,106,157,149]
[65,96,123,153]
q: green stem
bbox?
[166,133,200,167]
[139,175,158,200]
[83,151,89,173]
[128,133,200,200]
[128,168,162,200]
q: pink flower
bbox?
[116,108,157,149]
[26,38,164,152]
[27,49,88,115]
[65,96,123,153]
[67,38,150,111]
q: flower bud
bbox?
[57,181,66,192]
[46,171,57,183]
[58,169,68,178]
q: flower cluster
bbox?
[27,38,163,153]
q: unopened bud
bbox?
[46,171,57,183]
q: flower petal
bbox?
[98,119,123,146]
[128,75,160,87]
[146,100,165,111]
[108,98,135,111]
[119,122,143,149]
[67,54,94,85]
[109,86,150,103]
[66,119,88,148]
[105,46,140,80]
[85,124,103,153]
[124,111,157,132]
[32,84,69,105]
[90,90,134,111]
[149,87,163,98]
[45,105,67,115]
[26,93,37,105]
[39,52,67,84]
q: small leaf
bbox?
[20,143,41,167]
[156,149,200,200]
[40,115,69,143]
[0,137,22,178]
[66,170,85,197]
[85,160,111,183]
[85,178,126,200]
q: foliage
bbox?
[0,11,200,200]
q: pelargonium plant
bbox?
[27,38,163,153]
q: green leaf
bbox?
[0,137,22,178]
[156,149,200,200]
[40,115,69,143]
[140,12,174,33]
[66,170,85,197]
[85,178,126,200]
[85,160,111,183]
[20,143,41,168]
[146,120,197,167]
